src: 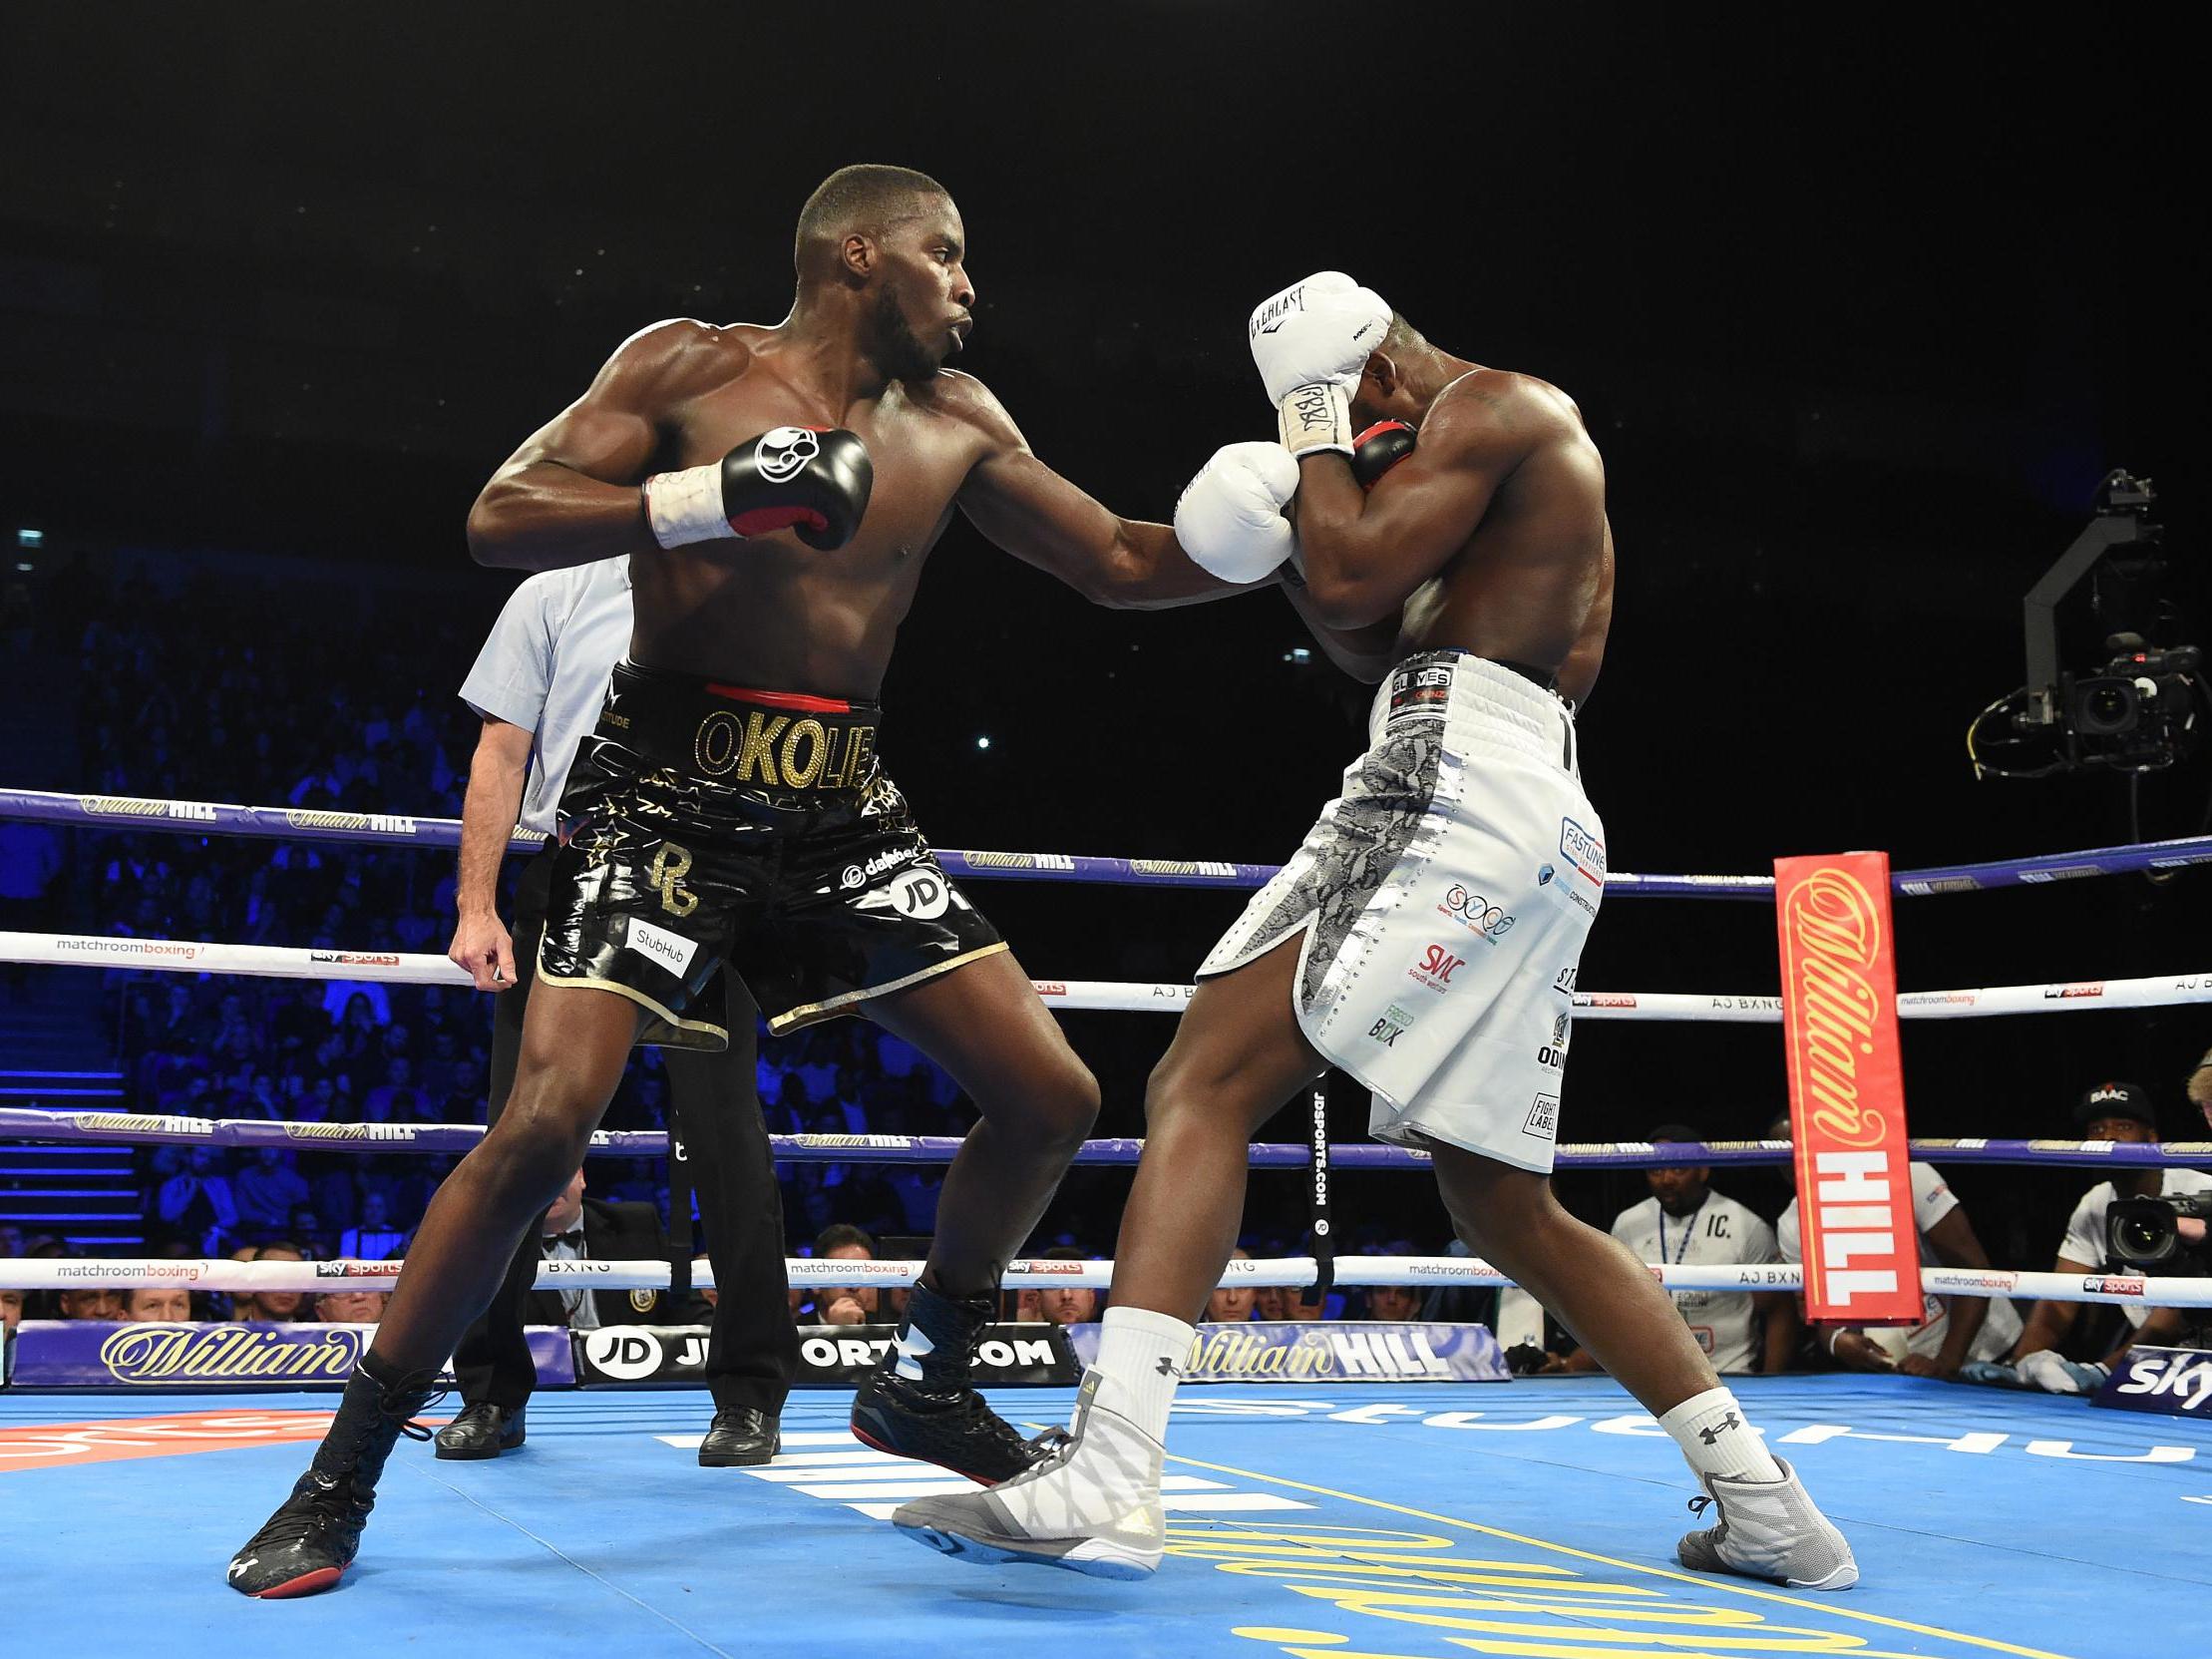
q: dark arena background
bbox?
[0,9,2205,1656]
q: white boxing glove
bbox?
[1248,271,1392,457]
[1174,441,1301,583]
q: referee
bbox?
[441,556,798,1463]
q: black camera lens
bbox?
[2109,1198,2178,1263]
[2071,676,2140,737]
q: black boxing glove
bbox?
[642,425,875,552]
[1350,419,1416,491]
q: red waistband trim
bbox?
[703,683,854,713]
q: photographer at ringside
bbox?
[1965,1080,2212,1393]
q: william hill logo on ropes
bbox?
[1773,853,1922,1326]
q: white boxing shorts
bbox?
[1198,650,1604,1173]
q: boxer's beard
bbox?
[872,286,938,383]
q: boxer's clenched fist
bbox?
[1174,442,1300,583]
[1248,272,1391,456]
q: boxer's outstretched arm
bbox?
[468,320,724,571]
[944,376,1256,610]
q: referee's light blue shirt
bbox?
[458,558,633,838]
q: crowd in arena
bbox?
[4,561,2209,1386]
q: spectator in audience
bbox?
[808,1223,881,1326]
[338,1191,410,1260]
[315,1288,389,1324]
[1033,1247,1099,1326]
[796,1032,840,1104]
[1588,1125,1794,1376]
[361,1056,423,1121]
[56,1286,126,1320]
[1205,1249,1257,1323]
[233,1148,312,1238]
[1768,1113,2021,1377]
[233,1241,309,1322]
[1993,1080,2212,1390]
[1362,1285,1423,1322]
[123,1287,193,1322]
[519,1167,690,1332]
[157,1145,239,1254]
[0,1287,23,1336]
[1253,1286,1324,1322]
[0,1224,24,1257]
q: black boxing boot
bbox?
[850,1283,1059,1485]
[224,1353,443,1598]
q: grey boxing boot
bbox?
[1676,1457,1859,1590]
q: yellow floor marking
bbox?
[1156,1449,2073,1659]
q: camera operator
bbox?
[1971,1081,2212,1393]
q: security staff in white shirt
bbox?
[1768,1110,2022,1377]
[1991,1080,2212,1392]
[1588,1124,1795,1376]
[440,557,797,1465]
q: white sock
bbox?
[1082,1305,1193,1446]
[1659,1386,1783,1484]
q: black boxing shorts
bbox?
[536,659,1006,1048]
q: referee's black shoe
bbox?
[698,1406,781,1466]
[435,1402,527,1459]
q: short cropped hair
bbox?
[795,165,948,270]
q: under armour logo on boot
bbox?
[1155,1358,1179,1378]
[894,1323,935,1382]
[1697,1412,1743,1447]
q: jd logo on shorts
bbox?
[649,842,698,917]
[886,867,949,921]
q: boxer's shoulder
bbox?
[600,317,760,402]
[900,368,1024,450]
[1424,369,1591,458]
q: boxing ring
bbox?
[4,786,2211,1657]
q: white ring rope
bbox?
[7,1254,2208,1308]
[4,932,2207,1022]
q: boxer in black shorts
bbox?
[541,662,1003,1044]
[226,164,1246,1598]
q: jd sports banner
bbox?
[571,1322,1079,1388]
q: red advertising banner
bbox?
[1774,854,1923,1325]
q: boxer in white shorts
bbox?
[897,274,1858,1592]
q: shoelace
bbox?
[1687,1495,1713,1517]
[392,1386,450,1444]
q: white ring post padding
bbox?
[4,934,2208,1021]
[10,1255,2212,1308]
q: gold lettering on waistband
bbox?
[781,718,828,787]
[649,842,699,917]
[736,712,788,785]
[695,710,741,776]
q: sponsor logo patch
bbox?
[1407,944,1466,990]
[884,867,951,920]
[1366,1002,1417,1048]
[627,917,699,979]
[1437,885,1515,943]
[1559,817,1606,886]
[1524,1094,1559,1137]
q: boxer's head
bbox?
[1350,312,1440,430]
[796,165,973,382]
